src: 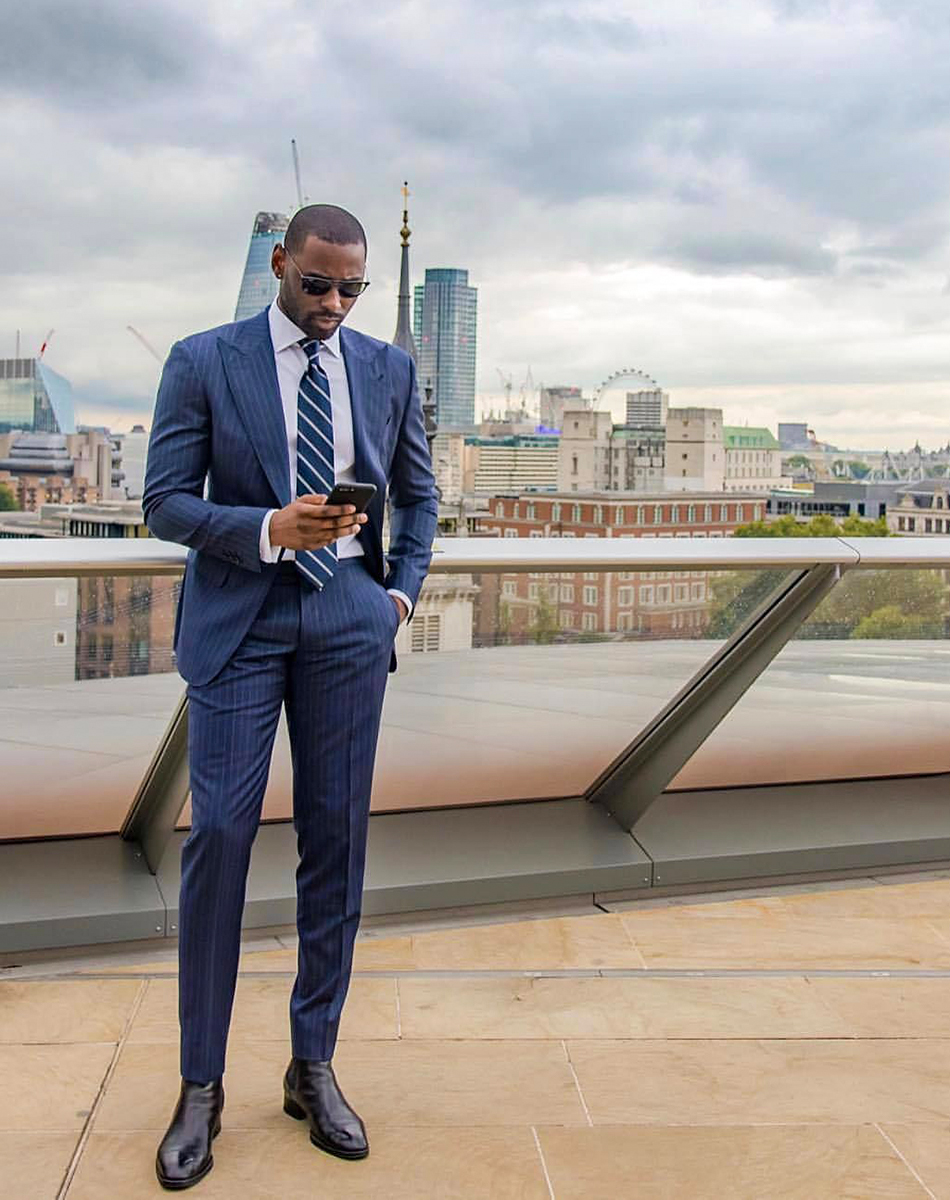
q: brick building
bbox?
[476,491,763,643]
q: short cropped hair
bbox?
[284,204,367,255]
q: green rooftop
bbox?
[723,426,780,450]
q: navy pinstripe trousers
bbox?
[178,558,398,1082]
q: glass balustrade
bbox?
[676,565,950,789]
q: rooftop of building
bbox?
[500,490,764,502]
[723,426,781,450]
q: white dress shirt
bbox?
[259,301,411,619]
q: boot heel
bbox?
[283,1095,306,1121]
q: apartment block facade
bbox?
[478,491,763,641]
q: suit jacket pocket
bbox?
[194,553,231,588]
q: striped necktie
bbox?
[295,338,337,589]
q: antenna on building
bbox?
[291,139,307,209]
[15,329,20,359]
[38,329,55,359]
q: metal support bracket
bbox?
[589,563,844,830]
[120,691,190,874]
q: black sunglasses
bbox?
[284,249,371,299]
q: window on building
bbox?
[671,505,680,523]
[617,612,632,631]
[687,505,696,522]
[547,583,559,601]
[636,507,644,525]
[410,614,442,653]
[495,501,504,516]
[513,502,520,517]
[571,455,578,475]
[736,505,744,522]
[582,612,597,631]
[653,506,662,524]
[618,586,634,606]
[560,584,574,602]
[720,504,728,521]
[502,580,517,597]
[593,505,603,523]
[704,504,712,522]
[504,528,519,538]
[552,503,561,521]
[674,583,688,602]
[559,610,575,629]
[898,516,906,531]
[583,585,598,605]
[529,582,539,599]
[925,518,933,533]
[526,503,535,519]
[572,504,582,522]
[691,582,706,601]
[615,506,624,524]
[657,584,671,603]
[640,585,654,605]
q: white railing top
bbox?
[0,535,949,578]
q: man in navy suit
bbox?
[143,204,438,1189]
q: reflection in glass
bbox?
[0,575,183,840]
[678,567,950,789]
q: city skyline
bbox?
[2,0,949,448]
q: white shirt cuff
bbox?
[259,509,280,562]
[387,588,412,623]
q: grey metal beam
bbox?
[120,691,190,874]
[589,563,844,829]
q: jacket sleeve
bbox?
[383,353,439,608]
[142,339,269,573]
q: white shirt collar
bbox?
[268,299,342,358]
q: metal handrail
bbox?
[1,535,949,578]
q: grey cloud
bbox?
[0,0,210,105]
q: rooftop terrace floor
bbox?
[7,872,950,1197]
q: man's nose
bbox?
[321,286,346,312]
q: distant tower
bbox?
[392,182,417,362]
[235,211,289,321]
[414,268,478,428]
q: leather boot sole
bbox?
[283,1094,369,1160]
[155,1118,221,1190]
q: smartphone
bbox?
[325,482,377,514]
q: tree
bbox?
[529,592,558,645]
[852,604,936,639]
[848,460,871,480]
[0,483,17,512]
[786,454,811,469]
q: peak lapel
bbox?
[341,327,386,478]
[218,314,291,507]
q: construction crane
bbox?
[495,369,514,412]
[126,325,163,363]
[291,139,308,209]
[38,329,55,359]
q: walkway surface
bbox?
[6,872,950,1197]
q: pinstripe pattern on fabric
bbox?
[295,339,337,589]
[179,559,398,1082]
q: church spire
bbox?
[392,181,418,362]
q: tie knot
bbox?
[299,338,321,363]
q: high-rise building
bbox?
[0,358,75,434]
[234,211,288,321]
[113,424,149,499]
[414,268,477,428]
[626,388,668,428]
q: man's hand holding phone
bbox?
[269,493,367,551]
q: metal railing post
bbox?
[588,562,846,830]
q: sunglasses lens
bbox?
[300,277,332,296]
[339,282,367,298]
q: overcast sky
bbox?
[1,0,948,449]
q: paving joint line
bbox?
[56,977,149,1198]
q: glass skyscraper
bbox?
[234,211,289,321]
[413,268,477,428]
[0,358,75,434]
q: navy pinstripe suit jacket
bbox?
[142,307,439,686]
